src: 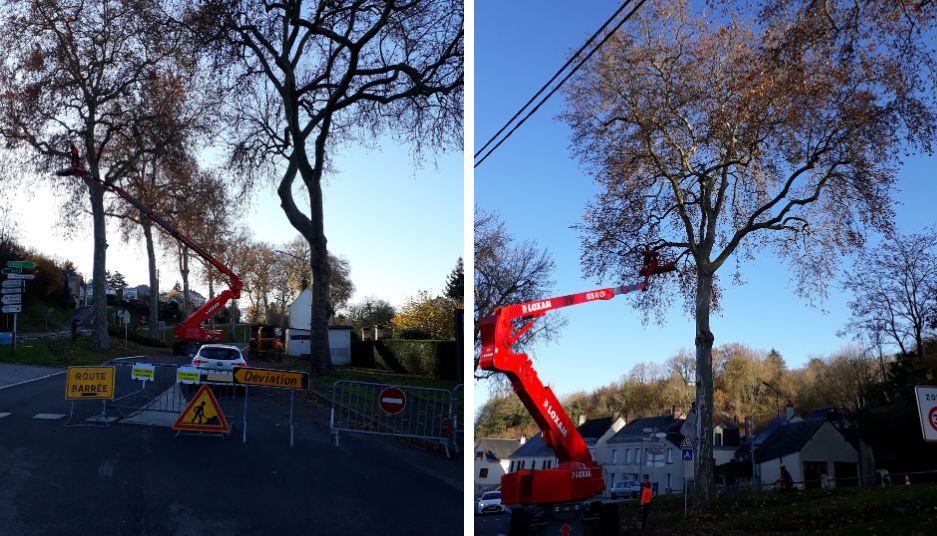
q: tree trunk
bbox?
[694,269,715,507]
[143,223,159,340]
[89,183,109,350]
[309,179,333,374]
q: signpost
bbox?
[914,385,937,443]
[680,436,693,519]
[172,385,230,434]
[1,261,33,355]
[131,363,156,382]
[232,367,308,390]
[65,366,116,400]
[379,386,407,416]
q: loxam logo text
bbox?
[571,470,592,479]
[542,399,568,438]
[521,300,552,315]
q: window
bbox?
[626,449,632,464]
[667,473,672,490]
[479,468,489,479]
[519,460,525,470]
[714,431,723,447]
[612,449,618,463]
[509,461,514,472]
[667,448,673,464]
[544,459,552,469]
[475,451,483,460]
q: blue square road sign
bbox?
[682,448,693,461]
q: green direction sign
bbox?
[6,261,35,269]
[1,268,24,275]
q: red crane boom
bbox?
[58,146,242,354]
[478,250,675,506]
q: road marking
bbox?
[0,412,11,418]
[0,371,66,391]
[33,413,66,420]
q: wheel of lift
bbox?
[508,505,531,536]
[599,501,620,536]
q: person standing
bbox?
[640,478,653,529]
[779,464,794,492]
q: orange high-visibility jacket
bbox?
[640,486,652,505]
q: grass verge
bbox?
[0,335,169,367]
[632,482,937,535]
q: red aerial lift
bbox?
[478,250,675,536]
[57,146,243,357]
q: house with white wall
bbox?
[602,408,686,495]
[474,438,524,495]
[506,416,625,477]
[285,287,352,364]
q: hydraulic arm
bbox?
[58,146,242,354]
[478,251,675,506]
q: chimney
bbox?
[578,413,587,426]
[519,436,526,445]
[612,411,622,423]
[785,400,794,420]
[672,403,683,420]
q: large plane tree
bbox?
[563,0,936,505]
[189,0,463,373]
[0,0,184,350]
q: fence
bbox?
[329,380,456,457]
[65,359,240,431]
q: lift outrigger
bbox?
[478,250,676,535]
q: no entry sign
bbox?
[915,385,937,442]
[379,386,406,416]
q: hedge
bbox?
[351,340,458,380]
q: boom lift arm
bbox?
[478,251,675,506]
[57,146,243,352]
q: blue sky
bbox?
[7,135,462,309]
[473,1,937,412]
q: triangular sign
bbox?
[680,436,692,449]
[172,385,230,433]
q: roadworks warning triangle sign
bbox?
[172,385,230,433]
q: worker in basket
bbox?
[640,478,653,529]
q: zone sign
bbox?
[914,385,937,442]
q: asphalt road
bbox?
[0,358,461,535]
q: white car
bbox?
[191,344,247,371]
[610,480,641,500]
[475,491,504,515]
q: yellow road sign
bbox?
[65,366,116,400]
[172,385,229,433]
[232,367,308,390]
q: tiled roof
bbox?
[753,419,826,464]
[509,417,617,458]
[476,438,523,460]
[509,432,553,458]
[577,417,613,442]
[608,415,684,447]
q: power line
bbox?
[474,0,636,160]
[475,0,647,169]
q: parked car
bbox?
[610,480,641,500]
[191,344,247,371]
[475,491,504,515]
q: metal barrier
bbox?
[330,380,454,457]
[450,383,464,455]
[63,360,240,432]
